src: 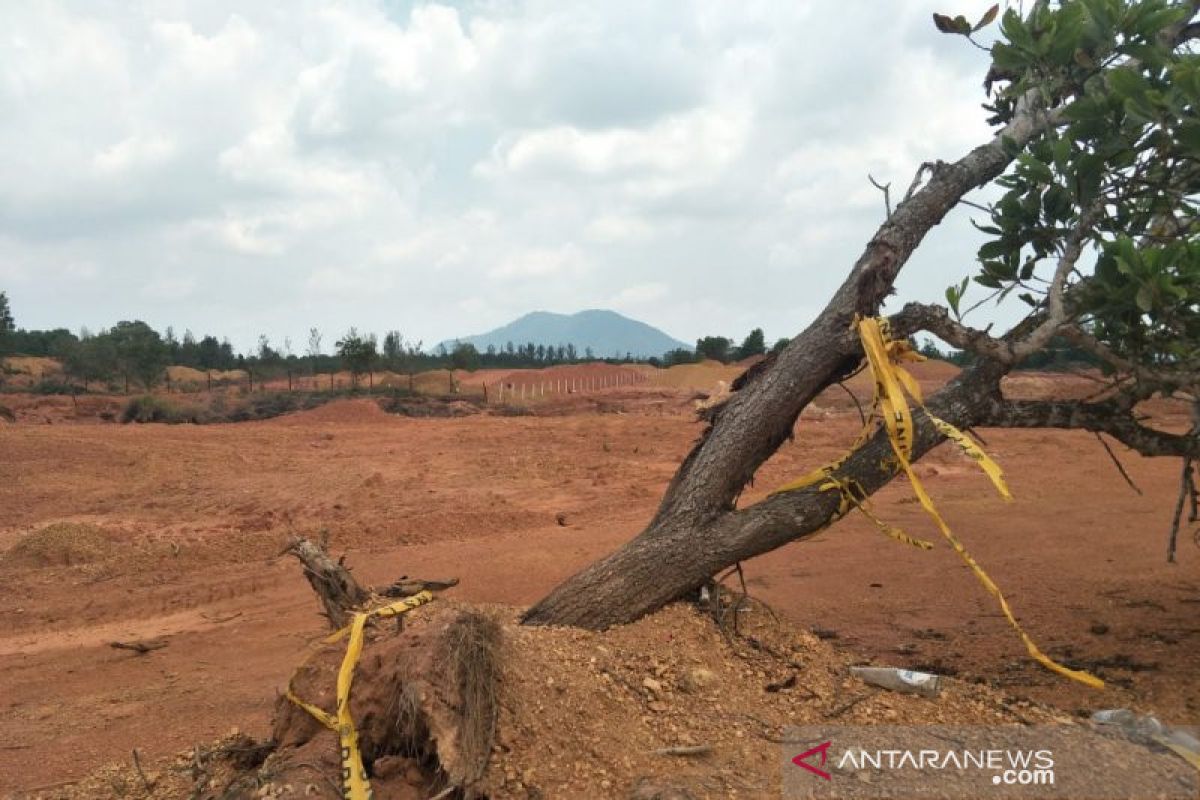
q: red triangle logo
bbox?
[792,740,832,781]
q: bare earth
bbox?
[1,378,1198,794]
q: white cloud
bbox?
[612,282,668,306]
[0,0,1014,350]
[93,133,177,175]
[140,274,197,302]
[490,243,588,280]
[478,107,748,185]
[585,215,653,244]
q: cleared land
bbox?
[1,369,1198,794]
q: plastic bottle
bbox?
[849,666,943,698]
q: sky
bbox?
[0,1,1013,354]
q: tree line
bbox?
[0,291,719,392]
[0,288,1103,395]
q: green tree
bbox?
[0,291,13,353]
[662,347,698,367]
[450,342,480,372]
[336,328,378,388]
[306,327,323,380]
[197,336,223,370]
[735,328,766,359]
[382,330,404,370]
[695,335,732,363]
[62,333,117,391]
[107,321,168,392]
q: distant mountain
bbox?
[436,309,690,359]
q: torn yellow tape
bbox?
[818,477,934,550]
[286,591,435,800]
[772,317,1101,689]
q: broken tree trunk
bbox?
[277,536,499,798]
[282,535,462,628]
[282,535,370,629]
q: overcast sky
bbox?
[1,1,1011,354]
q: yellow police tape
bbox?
[286,591,436,800]
[773,317,1103,689]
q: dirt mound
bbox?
[64,599,1078,800]
[379,395,484,417]
[165,365,247,385]
[272,397,392,424]
[0,392,123,424]
[1,522,115,568]
[475,603,1067,798]
[2,355,62,377]
[652,360,744,391]
[34,732,268,800]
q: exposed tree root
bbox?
[259,536,499,799]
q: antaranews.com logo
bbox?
[782,725,1195,798]
[792,739,1055,786]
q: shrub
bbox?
[223,392,326,422]
[121,395,207,424]
[31,380,79,395]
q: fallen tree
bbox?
[524,0,1200,636]
[259,3,1199,796]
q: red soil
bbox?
[0,379,1198,794]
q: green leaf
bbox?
[1000,8,1035,50]
[1043,185,1072,222]
[1051,137,1071,172]
[1135,285,1154,312]
[970,219,1003,236]
[1177,119,1200,153]
[1107,68,1149,100]
[1017,153,1054,184]
[991,42,1028,74]
[945,284,962,318]
[978,240,1013,260]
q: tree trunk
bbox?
[523,361,1003,628]
[282,536,370,629]
[523,94,1058,629]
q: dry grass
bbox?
[2,522,114,568]
[165,365,247,385]
[2,356,62,377]
[441,611,503,789]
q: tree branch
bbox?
[889,302,1016,364]
[975,397,1200,459]
[1059,326,1200,395]
[1008,210,1097,360]
[647,88,1062,525]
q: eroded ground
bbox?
[1,383,1198,794]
